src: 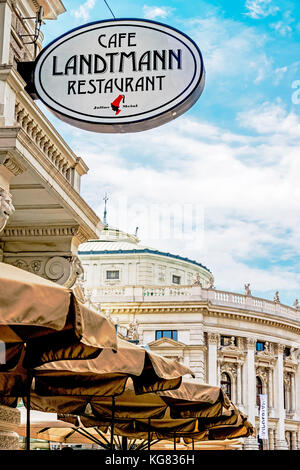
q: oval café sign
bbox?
[34,19,205,133]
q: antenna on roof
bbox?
[135,226,139,237]
[103,193,109,227]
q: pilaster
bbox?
[275,344,288,450]
[207,332,218,386]
[245,337,257,448]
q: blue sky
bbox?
[39,0,300,305]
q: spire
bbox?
[103,193,108,227]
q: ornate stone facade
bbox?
[82,231,300,451]
[0,0,104,449]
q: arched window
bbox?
[221,372,231,400]
[256,376,263,406]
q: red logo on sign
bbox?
[111,95,125,115]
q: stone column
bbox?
[0,0,11,65]
[268,429,275,450]
[0,405,20,450]
[297,431,300,450]
[243,337,259,450]
[207,333,218,386]
[292,431,297,450]
[237,362,242,406]
[291,373,296,413]
[274,344,288,450]
[268,368,273,409]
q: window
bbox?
[155,330,178,341]
[220,336,236,347]
[256,341,264,352]
[284,347,291,358]
[256,376,263,406]
[221,372,231,400]
[106,270,119,280]
[172,275,181,285]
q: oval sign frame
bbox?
[34,18,205,133]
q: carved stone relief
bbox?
[0,188,15,233]
[10,255,84,288]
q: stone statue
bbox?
[127,320,139,340]
[274,291,280,303]
[293,299,299,309]
[244,283,252,296]
[193,273,202,287]
[0,188,15,232]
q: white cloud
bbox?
[270,20,292,35]
[245,0,280,19]
[59,101,300,305]
[185,17,273,85]
[143,5,174,20]
[71,0,96,22]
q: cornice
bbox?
[100,303,208,316]
[205,304,300,334]
[1,128,102,237]
[1,224,89,243]
[0,150,25,177]
[100,300,300,334]
[0,65,26,93]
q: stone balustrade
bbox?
[90,284,300,322]
[14,94,88,190]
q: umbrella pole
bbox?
[121,436,128,450]
[148,418,151,451]
[174,433,176,450]
[26,371,33,451]
[111,395,115,450]
[192,438,194,450]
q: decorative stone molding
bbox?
[220,362,237,379]
[0,187,15,233]
[0,152,25,177]
[1,224,91,244]
[246,337,256,350]
[45,255,84,288]
[207,332,219,345]
[8,254,84,288]
[256,366,268,386]
[0,405,20,451]
[276,344,286,355]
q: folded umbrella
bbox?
[0,262,118,449]
[32,338,194,398]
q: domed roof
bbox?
[79,226,212,274]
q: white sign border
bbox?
[34,18,205,133]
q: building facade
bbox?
[0,0,104,449]
[79,227,300,451]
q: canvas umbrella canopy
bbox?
[0,262,118,449]
[57,395,254,450]
[13,409,243,450]
[26,377,251,449]
[0,262,118,399]
[31,338,195,398]
[21,342,194,449]
[27,377,231,421]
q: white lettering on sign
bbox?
[34,19,205,133]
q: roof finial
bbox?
[103,193,109,227]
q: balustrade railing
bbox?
[90,284,300,321]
